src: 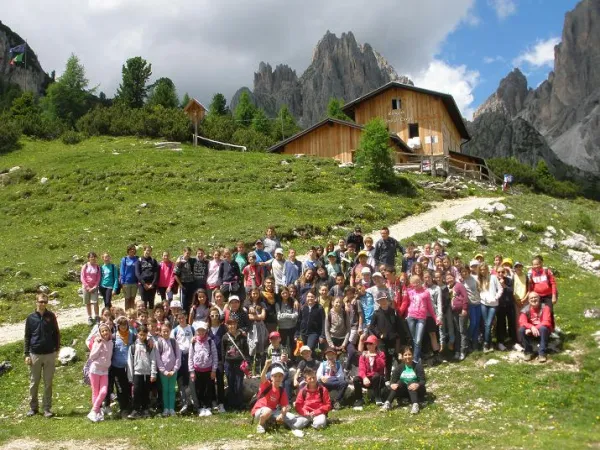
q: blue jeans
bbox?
[480,304,497,346]
[468,304,482,347]
[406,317,426,363]
[519,326,550,356]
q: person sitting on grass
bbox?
[381,345,426,414]
[291,368,332,432]
[251,360,291,435]
[316,346,347,410]
[519,292,553,363]
[352,335,386,409]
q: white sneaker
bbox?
[513,343,524,352]
[291,429,305,438]
[410,403,420,414]
[217,404,226,414]
[87,410,98,423]
[380,401,391,412]
[497,343,507,351]
[256,424,266,434]
[97,409,104,421]
[204,409,212,416]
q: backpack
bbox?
[300,385,325,404]
[158,337,178,355]
[248,382,283,411]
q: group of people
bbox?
[25,225,558,436]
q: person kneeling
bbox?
[289,368,332,432]
[381,346,426,414]
[251,360,292,435]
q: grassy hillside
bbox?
[0,136,453,323]
[0,187,599,449]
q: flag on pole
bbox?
[10,53,24,65]
[9,43,26,54]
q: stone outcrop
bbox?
[231,31,412,126]
[0,21,50,95]
[466,0,600,196]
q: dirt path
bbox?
[0,196,499,346]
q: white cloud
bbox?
[513,37,560,69]
[1,0,476,106]
[483,55,505,64]
[410,60,480,119]
[488,0,517,20]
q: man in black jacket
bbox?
[346,226,364,252]
[24,293,60,418]
[374,227,404,269]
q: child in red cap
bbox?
[352,335,385,409]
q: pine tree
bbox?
[273,105,300,140]
[326,98,351,121]
[252,108,272,135]
[147,77,178,109]
[116,56,152,108]
[208,93,228,116]
[180,92,191,109]
[234,90,256,126]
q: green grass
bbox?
[0,139,600,449]
[0,136,460,323]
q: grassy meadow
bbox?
[0,137,599,449]
[0,136,450,323]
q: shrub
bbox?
[61,130,85,145]
[0,117,21,154]
[355,118,395,190]
[232,127,275,152]
[575,211,596,233]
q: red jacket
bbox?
[295,385,332,417]
[358,351,386,379]
[519,304,553,331]
[395,286,409,318]
[527,267,557,297]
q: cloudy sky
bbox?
[2,0,579,118]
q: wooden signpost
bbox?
[183,98,207,146]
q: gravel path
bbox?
[0,196,499,346]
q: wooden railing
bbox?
[393,152,499,184]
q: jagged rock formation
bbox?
[466,0,600,196]
[231,31,412,126]
[0,21,50,95]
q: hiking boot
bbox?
[43,410,54,418]
[128,410,140,420]
[538,355,547,363]
[380,401,391,412]
[523,353,533,361]
[410,403,420,414]
[88,317,94,326]
[26,409,38,417]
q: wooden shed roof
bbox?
[267,118,411,153]
[342,81,471,141]
[183,98,207,113]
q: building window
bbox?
[409,123,419,138]
[391,98,401,110]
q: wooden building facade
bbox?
[268,118,410,163]
[342,82,470,157]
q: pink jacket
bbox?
[89,337,114,376]
[81,263,101,290]
[450,282,469,313]
[156,337,182,374]
[158,261,174,289]
[406,287,437,320]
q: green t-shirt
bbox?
[400,365,418,384]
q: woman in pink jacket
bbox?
[406,275,441,364]
[81,252,101,326]
[87,322,114,422]
[157,251,174,305]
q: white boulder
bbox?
[436,225,448,235]
[546,226,557,235]
[9,166,20,173]
[58,347,77,365]
[502,214,515,220]
[560,238,589,252]
[504,226,516,232]
[40,177,48,184]
[540,238,558,250]
[518,232,528,242]
[456,219,485,242]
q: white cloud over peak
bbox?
[410,60,480,119]
[488,0,517,20]
[483,55,505,64]
[2,0,476,106]
[513,37,560,69]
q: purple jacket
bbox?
[156,337,181,374]
[188,336,218,373]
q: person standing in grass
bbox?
[86,322,114,422]
[99,253,119,309]
[127,324,157,419]
[81,251,101,325]
[512,261,528,347]
[206,249,222,300]
[207,307,228,413]
[445,272,468,362]
[156,321,181,417]
[24,293,60,418]
[405,275,440,364]
[477,263,503,353]
[108,316,136,419]
[189,321,218,417]
[296,290,326,353]
[263,226,281,257]
[171,311,195,414]
[173,247,196,314]
[157,251,174,304]
[461,263,482,351]
[283,248,303,286]
[222,317,249,411]
[135,245,159,310]
[496,266,516,350]
[120,244,139,311]
[218,248,241,301]
[381,346,426,414]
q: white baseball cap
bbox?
[196,321,208,330]
[275,248,284,255]
[170,300,182,309]
[271,366,285,376]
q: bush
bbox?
[355,118,396,191]
[575,211,596,233]
[232,127,275,152]
[0,117,21,154]
[61,130,85,145]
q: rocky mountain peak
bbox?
[231,30,412,126]
[473,68,529,119]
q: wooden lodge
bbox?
[268,81,495,180]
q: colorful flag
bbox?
[9,43,26,54]
[10,53,24,65]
